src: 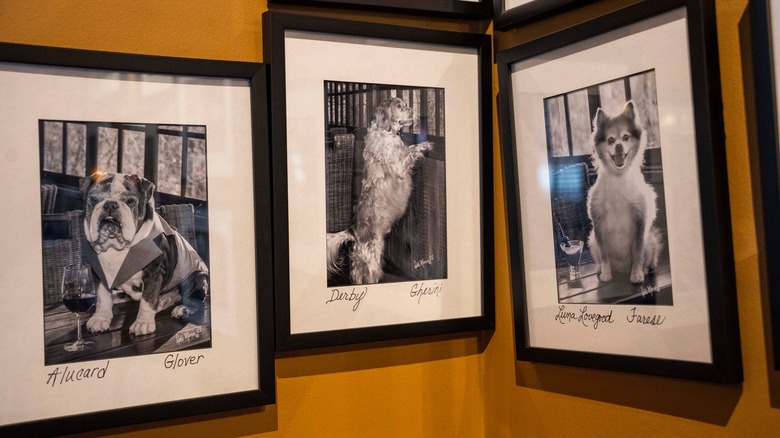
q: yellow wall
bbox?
[1,0,779,436]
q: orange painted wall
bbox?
[1,0,779,436]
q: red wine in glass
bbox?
[61,264,97,352]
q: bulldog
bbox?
[80,172,209,335]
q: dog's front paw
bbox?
[171,304,190,319]
[419,141,434,152]
[129,319,156,335]
[86,315,111,332]
[630,269,645,284]
[598,264,612,282]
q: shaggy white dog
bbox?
[327,97,432,284]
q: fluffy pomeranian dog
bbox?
[327,97,433,284]
[586,100,661,284]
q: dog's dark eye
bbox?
[127,197,137,207]
[89,195,99,205]
[607,137,615,145]
[622,134,630,141]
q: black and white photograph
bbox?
[40,120,212,365]
[0,44,274,435]
[498,0,742,382]
[266,13,492,350]
[544,70,672,305]
[324,81,447,287]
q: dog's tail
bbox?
[326,229,355,275]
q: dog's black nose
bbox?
[103,200,118,212]
[614,143,624,154]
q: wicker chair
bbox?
[326,133,355,233]
[41,204,199,305]
[40,184,58,214]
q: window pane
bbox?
[544,96,570,157]
[97,126,118,173]
[157,134,182,195]
[438,89,445,137]
[43,121,63,173]
[412,89,421,134]
[567,89,592,156]
[122,129,145,176]
[598,79,627,116]
[66,123,87,176]
[427,88,436,136]
[186,137,207,200]
[159,125,183,131]
[629,71,661,149]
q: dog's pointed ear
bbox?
[593,108,608,131]
[126,174,155,204]
[80,171,105,198]
[622,101,636,121]
[374,100,392,132]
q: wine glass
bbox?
[61,264,97,352]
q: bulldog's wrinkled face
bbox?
[80,173,155,252]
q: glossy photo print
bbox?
[544,70,672,306]
[40,120,212,365]
[324,81,447,287]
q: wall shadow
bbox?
[516,361,741,424]
[65,405,278,438]
[277,330,492,378]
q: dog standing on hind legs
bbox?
[327,97,433,284]
[586,100,661,284]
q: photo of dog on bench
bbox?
[39,120,212,365]
[543,70,673,306]
[324,81,448,286]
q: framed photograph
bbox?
[750,0,780,370]
[264,12,494,350]
[493,0,584,31]
[497,0,743,382]
[0,43,275,434]
[268,0,493,19]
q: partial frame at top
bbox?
[264,12,495,350]
[269,0,493,19]
[493,0,588,31]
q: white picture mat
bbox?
[505,0,534,10]
[284,31,483,334]
[510,8,713,363]
[0,63,260,426]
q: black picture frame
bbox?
[0,43,275,435]
[268,0,493,19]
[750,0,780,370]
[264,12,494,350]
[493,0,584,31]
[497,0,742,382]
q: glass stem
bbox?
[75,314,83,343]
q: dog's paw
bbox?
[171,304,190,319]
[129,319,156,335]
[86,315,111,332]
[630,270,645,284]
[598,272,612,282]
[419,141,434,152]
